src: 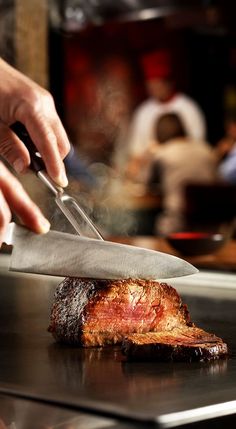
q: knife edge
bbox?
[6,223,198,280]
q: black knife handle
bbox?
[10,121,45,173]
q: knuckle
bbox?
[22,87,54,115]
[0,137,15,160]
[43,89,54,103]
[41,89,55,111]
[52,155,63,171]
[42,128,57,149]
[16,88,43,118]
[28,92,44,114]
[24,85,41,105]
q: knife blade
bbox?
[4,223,198,280]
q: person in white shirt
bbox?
[148,112,217,235]
[125,50,207,179]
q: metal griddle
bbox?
[0,256,236,428]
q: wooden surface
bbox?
[108,236,236,272]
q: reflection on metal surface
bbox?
[0,268,235,426]
[8,223,197,279]
[0,394,120,429]
[158,400,236,428]
[171,270,236,290]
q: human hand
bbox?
[0,58,70,187]
[0,161,50,247]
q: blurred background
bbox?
[1,0,236,237]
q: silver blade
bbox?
[6,224,198,280]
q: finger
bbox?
[51,116,71,160]
[0,189,12,247]
[25,114,68,187]
[0,161,50,234]
[16,91,68,187]
[41,92,70,159]
[0,123,30,173]
[34,91,70,159]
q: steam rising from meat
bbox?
[48,164,140,236]
[60,58,144,236]
[0,4,141,236]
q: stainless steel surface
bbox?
[0,394,139,429]
[37,170,103,239]
[6,223,198,279]
[0,257,235,427]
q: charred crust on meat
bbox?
[48,278,191,346]
[48,277,228,361]
[122,329,228,362]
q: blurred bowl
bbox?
[166,231,226,256]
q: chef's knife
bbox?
[4,223,198,280]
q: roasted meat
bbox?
[48,277,228,361]
[48,277,191,346]
[122,327,228,362]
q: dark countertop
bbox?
[0,256,236,427]
[0,255,236,427]
[0,393,139,429]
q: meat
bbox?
[48,277,228,361]
[122,327,228,362]
[48,277,191,346]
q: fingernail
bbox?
[58,170,68,188]
[13,159,25,174]
[37,218,51,234]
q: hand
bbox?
[0,58,70,243]
[0,161,50,247]
[0,58,70,187]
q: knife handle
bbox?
[10,121,45,173]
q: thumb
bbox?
[0,122,30,173]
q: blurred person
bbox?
[0,58,70,246]
[215,114,236,184]
[64,145,98,189]
[218,142,236,184]
[126,50,206,179]
[215,114,236,162]
[147,113,218,236]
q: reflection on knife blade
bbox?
[6,223,198,279]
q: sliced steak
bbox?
[122,327,228,361]
[48,278,191,346]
